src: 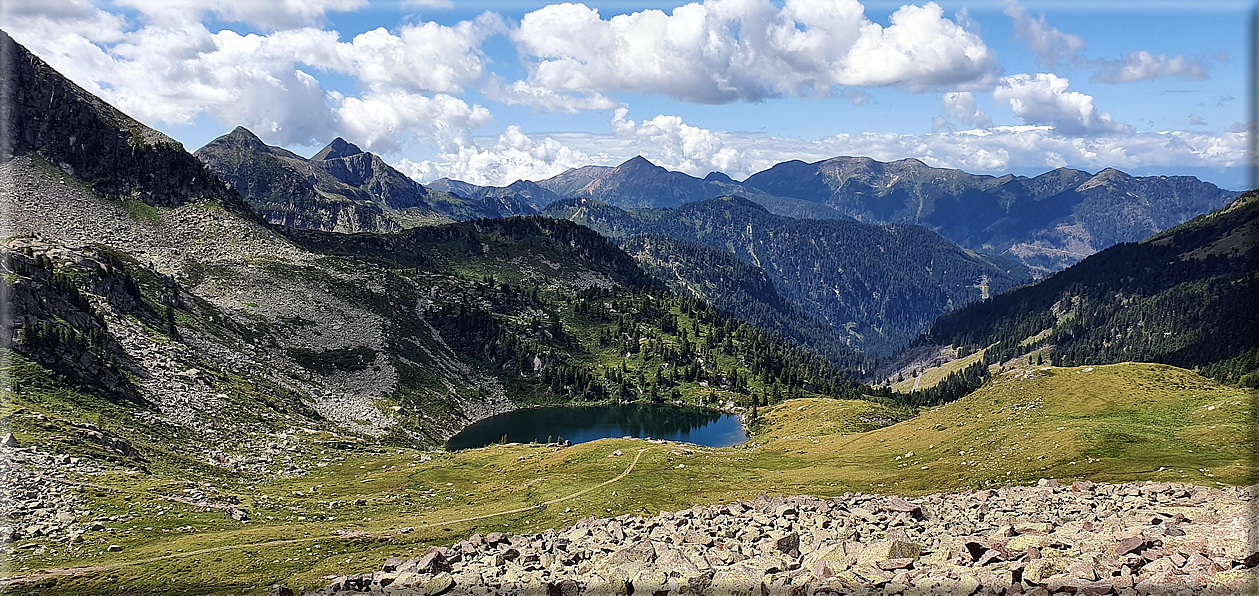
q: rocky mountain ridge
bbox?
[194,127,535,234]
[309,479,1258,595]
[740,156,1239,273]
[437,155,1236,274]
[0,30,248,216]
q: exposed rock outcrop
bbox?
[309,481,1259,595]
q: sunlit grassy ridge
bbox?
[3,362,1253,594]
[890,347,986,393]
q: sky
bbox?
[2,0,1254,189]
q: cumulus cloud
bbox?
[395,126,594,185]
[324,14,505,95]
[114,0,366,29]
[510,0,995,104]
[933,91,992,131]
[484,78,621,113]
[610,108,743,175]
[3,3,503,149]
[994,73,1130,135]
[1003,0,1084,67]
[1090,51,1212,84]
[86,25,342,144]
[1,0,126,41]
[337,92,492,153]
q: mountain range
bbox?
[3,26,1256,594]
[437,155,1238,275]
[194,127,536,233]
[1,29,865,456]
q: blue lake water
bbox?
[446,403,748,450]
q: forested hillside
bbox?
[546,196,1030,355]
[924,190,1259,385]
[620,235,872,371]
[285,216,871,412]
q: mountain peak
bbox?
[219,126,267,147]
[704,171,735,183]
[314,137,364,161]
[617,155,662,171]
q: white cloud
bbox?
[407,116,1248,188]
[3,4,504,149]
[510,0,995,104]
[1187,114,1207,126]
[113,0,366,30]
[1,0,127,41]
[483,78,621,113]
[610,108,742,175]
[325,14,505,95]
[933,91,991,131]
[396,125,593,185]
[86,25,342,144]
[1091,51,1212,84]
[993,73,1129,135]
[337,92,492,153]
[1003,0,1084,66]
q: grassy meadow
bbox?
[2,362,1254,594]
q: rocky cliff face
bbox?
[309,479,1258,595]
[0,30,246,214]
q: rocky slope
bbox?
[194,128,533,233]
[0,31,613,458]
[309,481,1258,595]
[741,157,1239,274]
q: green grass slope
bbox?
[4,361,1250,594]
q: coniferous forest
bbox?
[924,191,1259,386]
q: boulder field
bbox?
[307,480,1258,595]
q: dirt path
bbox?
[912,374,921,391]
[0,448,650,586]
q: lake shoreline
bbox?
[446,401,749,451]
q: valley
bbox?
[0,22,1256,596]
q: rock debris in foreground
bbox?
[308,480,1259,595]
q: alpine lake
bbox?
[446,403,748,450]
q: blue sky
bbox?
[2,0,1252,188]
